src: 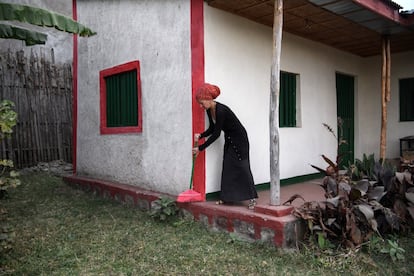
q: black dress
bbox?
[198,102,258,202]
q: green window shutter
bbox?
[105,70,138,127]
[400,78,414,122]
[279,71,296,127]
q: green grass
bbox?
[1,172,414,275]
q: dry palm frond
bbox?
[322,123,337,140]
[283,194,305,205]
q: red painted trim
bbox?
[352,0,413,25]
[72,0,78,174]
[99,60,143,135]
[191,0,206,199]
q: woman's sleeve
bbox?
[199,109,214,138]
[198,106,225,151]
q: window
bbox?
[279,71,298,127]
[400,78,414,122]
[99,61,142,134]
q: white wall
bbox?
[203,5,413,193]
[77,0,193,195]
[74,0,414,196]
[359,51,414,159]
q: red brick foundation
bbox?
[63,175,305,248]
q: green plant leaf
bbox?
[317,232,325,249]
[0,3,96,36]
[0,23,46,45]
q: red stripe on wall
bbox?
[191,0,205,199]
[72,0,78,174]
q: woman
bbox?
[192,83,258,209]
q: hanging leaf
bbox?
[404,171,413,185]
[406,192,414,205]
[322,154,337,170]
[325,196,341,207]
[338,180,351,195]
[368,186,386,201]
[324,176,338,197]
[311,164,327,174]
[0,3,96,45]
[396,172,405,184]
[406,207,414,220]
[355,204,374,221]
[0,3,96,36]
[370,218,380,234]
[383,207,400,231]
[325,218,336,226]
[354,179,369,194]
[0,23,46,45]
[349,187,362,201]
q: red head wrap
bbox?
[196,83,220,101]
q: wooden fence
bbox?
[0,48,73,169]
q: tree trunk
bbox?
[269,0,283,206]
[380,36,391,162]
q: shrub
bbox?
[0,99,19,255]
[149,197,178,221]
[294,122,414,250]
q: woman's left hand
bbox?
[192,147,199,156]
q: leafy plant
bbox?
[0,100,20,199]
[349,153,376,180]
[0,99,19,255]
[380,239,405,262]
[295,121,414,250]
[0,2,96,46]
[317,232,334,250]
[149,197,178,221]
[0,100,17,140]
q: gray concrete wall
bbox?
[0,0,73,64]
[76,0,192,195]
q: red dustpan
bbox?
[177,144,203,203]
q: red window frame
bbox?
[99,60,142,134]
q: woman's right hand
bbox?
[194,133,201,143]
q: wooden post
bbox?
[269,0,283,206]
[380,36,391,162]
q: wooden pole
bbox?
[269,0,283,206]
[380,36,391,162]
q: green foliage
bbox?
[0,99,19,255]
[0,100,17,140]
[347,153,396,181]
[317,232,334,250]
[3,173,414,275]
[380,239,406,262]
[148,197,178,221]
[0,159,20,199]
[351,153,376,180]
[305,122,414,250]
[0,209,15,254]
[0,2,96,46]
[0,100,20,198]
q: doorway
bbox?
[336,73,355,169]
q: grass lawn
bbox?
[1,172,413,275]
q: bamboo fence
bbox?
[0,47,72,168]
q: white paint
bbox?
[75,1,413,196]
[77,0,193,195]
[204,5,414,193]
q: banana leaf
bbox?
[0,2,96,37]
[0,23,46,45]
